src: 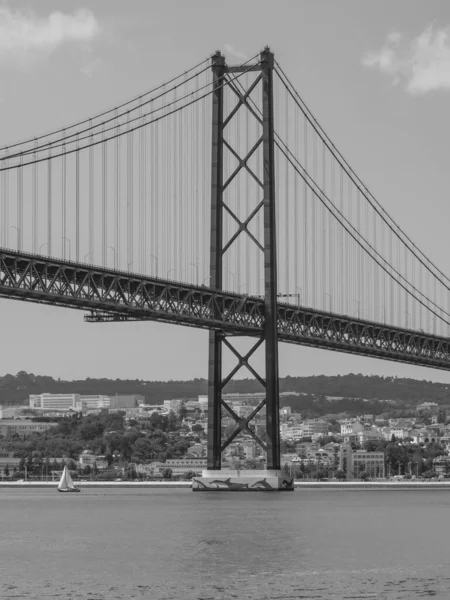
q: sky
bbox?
[1,0,450,383]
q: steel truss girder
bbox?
[2,248,450,371]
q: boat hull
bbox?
[57,488,80,493]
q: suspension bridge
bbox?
[1,47,449,480]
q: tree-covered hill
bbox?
[1,371,450,406]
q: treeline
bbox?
[1,371,450,407]
[1,411,194,464]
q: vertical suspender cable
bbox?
[0,149,6,246]
[47,150,52,256]
[89,122,94,263]
[114,110,120,270]
[75,135,80,261]
[62,130,66,258]
[32,140,38,253]
[17,156,23,250]
[127,111,133,271]
[102,124,107,267]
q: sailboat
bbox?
[57,466,80,493]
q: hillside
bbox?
[1,371,450,407]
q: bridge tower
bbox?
[195,47,292,491]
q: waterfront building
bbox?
[0,451,21,471]
[339,443,385,479]
[153,458,206,475]
[0,419,58,438]
[78,450,108,470]
[29,393,80,411]
[433,456,450,476]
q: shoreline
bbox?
[1,481,450,490]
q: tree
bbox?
[3,464,9,477]
[83,465,91,476]
[178,404,188,421]
[359,471,369,481]
[335,469,346,481]
[191,424,204,434]
[161,467,173,480]
[184,470,196,481]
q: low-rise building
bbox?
[301,419,328,437]
[110,395,145,409]
[163,399,184,412]
[0,419,58,437]
[339,443,385,479]
[340,420,364,436]
[0,451,21,471]
[0,405,28,419]
[29,393,79,411]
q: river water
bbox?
[0,488,449,599]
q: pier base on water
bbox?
[192,470,294,491]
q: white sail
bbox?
[57,466,77,490]
[57,466,69,490]
[65,468,75,489]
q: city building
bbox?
[339,443,385,479]
[29,393,80,411]
[78,450,109,470]
[301,419,328,437]
[243,440,256,459]
[340,420,364,436]
[163,399,184,412]
[198,395,208,411]
[0,420,58,438]
[110,395,145,409]
[0,451,21,471]
[80,395,111,409]
[0,405,28,419]
[433,456,450,476]
[416,401,439,415]
[153,458,206,475]
[222,392,265,405]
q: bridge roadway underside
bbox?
[2,248,450,371]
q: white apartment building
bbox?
[340,420,364,436]
[282,425,304,441]
[198,395,208,411]
[222,392,266,405]
[0,405,27,419]
[302,419,328,437]
[29,393,80,411]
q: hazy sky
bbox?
[1,0,450,383]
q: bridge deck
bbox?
[1,248,450,371]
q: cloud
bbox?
[0,5,101,64]
[362,25,450,94]
[224,44,249,62]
